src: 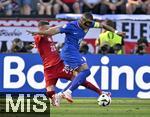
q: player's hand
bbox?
[26,30,38,35]
[117,32,126,37]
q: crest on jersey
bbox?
[62,24,67,28]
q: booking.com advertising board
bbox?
[0,54,149,99]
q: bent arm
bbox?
[56,0,65,6]
[50,0,54,4]
[101,23,116,33]
[83,0,92,7]
[93,22,125,37]
[115,0,124,6]
[102,0,112,6]
[94,22,115,32]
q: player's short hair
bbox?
[105,20,115,28]
[83,12,93,20]
[38,21,49,27]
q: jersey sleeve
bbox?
[59,23,71,33]
[91,21,102,28]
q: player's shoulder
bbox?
[34,34,42,42]
[70,20,77,24]
[70,21,78,26]
[34,34,41,39]
[66,21,77,27]
[61,21,77,30]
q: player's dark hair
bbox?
[105,20,115,28]
[83,12,93,20]
[38,21,49,27]
[13,38,21,43]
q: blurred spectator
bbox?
[131,38,149,54]
[96,41,112,54]
[79,41,90,54]
[95,20,125,54]
[0,0,18,15]
[53,0,80,14]
[81,0,101,14]
[101,0,126,14]
[0,41,8,52]
[9,38,32,53]
[126,0,150,14]
[37,0,54,15]
[17,0,32,15]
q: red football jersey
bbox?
[34,35,61,69]
[62,0,77,3]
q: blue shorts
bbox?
[60,45,87,70]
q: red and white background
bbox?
[0,15,150,53]
[0,15,150,98]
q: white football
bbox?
[97,94,111,107]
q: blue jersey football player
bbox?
[27,12,125,105]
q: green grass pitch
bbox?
[0,97,149,117]
[51,98,150,117]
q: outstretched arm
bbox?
[27,25,62,36]
[94,22,125,37]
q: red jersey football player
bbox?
[30,21,102,107]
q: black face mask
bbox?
[84,21,93,27]
[80,16,93,27]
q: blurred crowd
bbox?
[0,37,149,55]
[0,38,33,53]
[0,0,150,16]
[0,19,149,55]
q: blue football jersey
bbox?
[59,21,87,49]
[59,20,93,69]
